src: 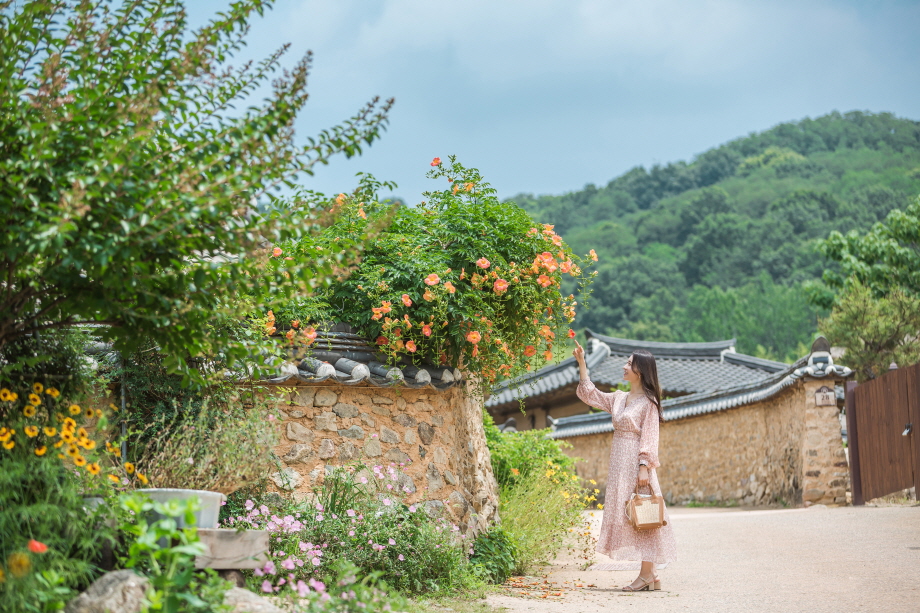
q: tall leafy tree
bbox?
[0,0,392,381]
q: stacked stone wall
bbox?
[264,382,499,534]
[564,380,848,506]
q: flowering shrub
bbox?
[269,158,597,388]
[0,384,140,489]
[223,464,478,596]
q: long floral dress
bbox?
[576,379,678,564]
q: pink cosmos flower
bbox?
[312,557,321,566]
[262,580,273,593]
[347,509,356,517]
[398,554,405,561]
[408,505,417,513]
[296,580,309,597]
[388,538,396,545]
[383,498,392,506]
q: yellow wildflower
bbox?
[136,472,149,485]
[74,456,87,467]
[0,388,11,401]
[53,440,64,448]
[32,383,44,394]
[109,403,119,412]
[589,479,597,485]
[95,409,102,418]
[124,462,135,474]
[68,404,81,415]
[61,432,75,444]
[77,427,88,438]
[7,552,30,578]
[23,405,36,418]
[3,440,14,450]
[66,445,79,457]
[8,392,17,402]
[597,504,604,510]
[79,438,96,451]
[34,446,47,456]
[24,426,39,438]
[83,407,94,420]
[86,463,101,475]
[63,417,76,429]
[594,489,600,494]
[108,474,120,484]
[46,387,60,398]
[43,427,57,437]
[28,393,41,405]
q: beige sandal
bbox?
[621,574,656,592]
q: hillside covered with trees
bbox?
[512,111,920,361]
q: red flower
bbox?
[431,157,441,167]
[537,274,553,288]
[271,247,282,257]
[28,540,47,554]
[406,340,417,353]
[567,329,576,339]
[401,294,412,307]
[544,350,553,361]
[424,273,440,286]
[476,257,490,269]
[466,331,481,344]
[422,324,432,337]
[524,345,536,357]
[493,279,509,294]
[376,336,389,346]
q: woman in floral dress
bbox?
[572,340,677,591]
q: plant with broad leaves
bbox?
[0,0,392,384]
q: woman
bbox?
[572,340,677,591]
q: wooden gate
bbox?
[845,362,920,504]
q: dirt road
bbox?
[486,504,920,613]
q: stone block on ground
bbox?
[65,570,148,613]
[223,587,285,613]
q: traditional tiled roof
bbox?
[265,327,461,391]
[586,330,788,395]
[548,341,853,438]
[485,342,611,408]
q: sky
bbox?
[187,0,920,203]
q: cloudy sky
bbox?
[188,0,920,203]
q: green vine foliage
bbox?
[271,157,597,388]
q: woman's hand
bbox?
[573,339,586,365]
[638,465,650,488]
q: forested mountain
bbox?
[512,111,920,361]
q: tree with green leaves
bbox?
[0,0,392,383]
[817,196,920,378]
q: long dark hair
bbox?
[631,349,663,422]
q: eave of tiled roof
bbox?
[586,330,789,395]
[548,358,853,439]
[484,342,611,408]
[585,330,737,358]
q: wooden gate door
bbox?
[846,363,920,504]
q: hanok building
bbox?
[485,330,853,507]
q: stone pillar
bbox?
[800,378,849,505]
[454,380,500,535]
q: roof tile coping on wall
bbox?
[260,326,462,391]
[485,342,611,409]
[548,344,853,439]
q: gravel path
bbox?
[486,504,920,613]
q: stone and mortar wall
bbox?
[262,382,499,534]
[564,379,848,506]
[800,379,850,505]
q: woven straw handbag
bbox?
[625,484,668,531]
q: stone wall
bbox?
[563,378,849,506]
[262,382,499,534]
